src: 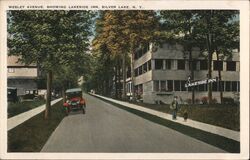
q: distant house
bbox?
[7,56,38,96]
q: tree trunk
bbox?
[104,79,108,96]
[130,46,135,101]
[122,52,127,100]
[216,51,223,103]
[44,71,52,120]
[108,76,111,97]
[188,50,195,104]
[115,65,118,99]
[62,85,66,103]
[207,33,213,104]
[118,59,122,99]
[206,10,213,104]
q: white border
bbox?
[0,0,249,159]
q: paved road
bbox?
[41,93,226,153]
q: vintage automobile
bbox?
[7,87,18,103]
[63,88,86,115]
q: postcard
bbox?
[0,0,249,159]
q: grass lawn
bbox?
[8,99,46,118]
[8,100,65,152]
[131,102,240,131]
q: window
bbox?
[154,81,159,91]
[155,59,163,70]
[177,60,185,70]
[137,84,143,95]
[238,82,240,92]
[232,81,238,92]
[200,60,208,70]
[213,61,223,71]
[127,67,131,78]
[226,61,236,71]
[142,44,149,54]
[143,62,147,73]
[135,44,149,60]
[165,59,171,69]
[126,83,129,93]
[198,84,207,91]
[167,80,173,91]
[139,66,142,75]
[135,52,139,60]
[160,81,166,91]
[225,81,231,91]
[8,68,15,73]
[148,60,151,71]
[138,51,142,59]
[212,81,218,91]
[189,60,197,70]
[174,80,180,91]
[219,81,224,92]
[180,81,187,91]
[134,68,138,77]
[135,85,138,94]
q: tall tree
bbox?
[160,10,239,104]
[122,11,159,100]
[92,11,159,100]
[208,11,239,103]
[195,10,239,103]
[92,11,130,100]
[8,10,94,119]
[160,10,201,104]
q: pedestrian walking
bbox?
[170,96,179,120]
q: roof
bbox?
[65,88,82,93]
[7,56,37,67]
[8,76,37,79]
[8,87,17,90]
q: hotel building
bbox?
[130,43,240,104]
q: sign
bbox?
[185,77,218,88]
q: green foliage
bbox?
[90,11,159,97]
[160,10,239,54]
[8,10,94,70]
[8,10,95,91]
[8,10,95,118]
[194,10,239,57]
[160,10,239,104]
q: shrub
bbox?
[195,98,200,104]
[201,96,208,104]
[23,94,36,100]
[211,98,217,104]
[185,98,192,104]
[222,97,234,104]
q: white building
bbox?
[130,43,240,104]
[7,56,38,96]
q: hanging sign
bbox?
[185,77,218,88]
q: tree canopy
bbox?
[8,10,95,118]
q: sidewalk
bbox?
[91,93,240,142]
[8,98,62,131]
